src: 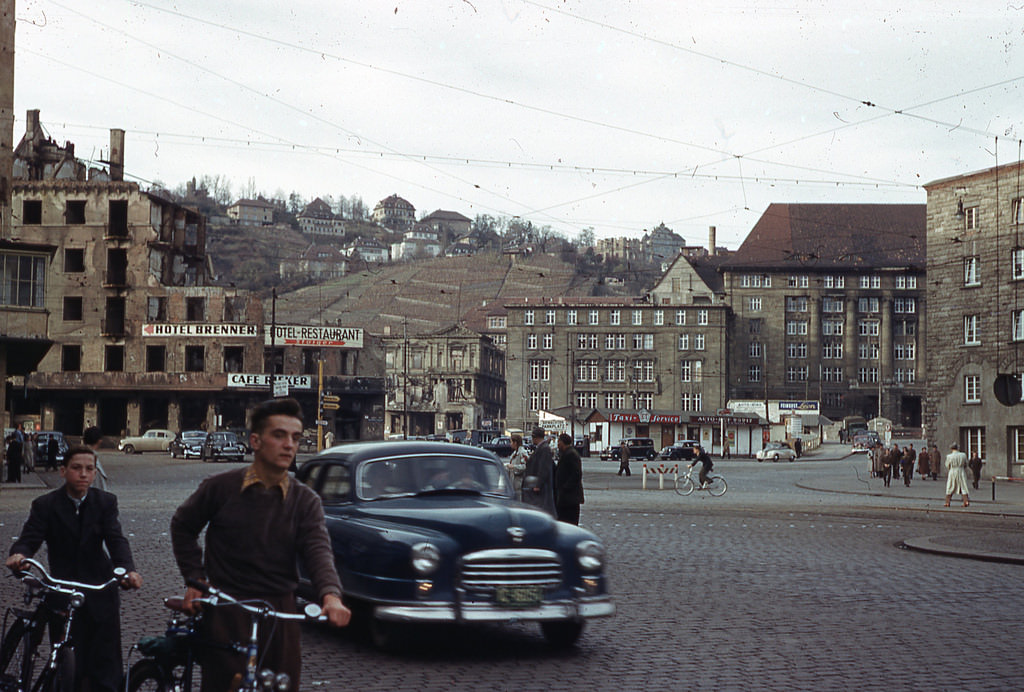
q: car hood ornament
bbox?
[507,526,526,543]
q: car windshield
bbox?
[358,454,513,500]
[182,431,205,439]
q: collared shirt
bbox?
[241,463,291,498]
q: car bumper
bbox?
[375,594,615,623]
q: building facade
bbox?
[923,162,1024,475]
[227,198,275,225]
[372,193,415,232]
[382,324,505,438]
[719,204,927,428]
[297,197,345,236]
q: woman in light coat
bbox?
[506,434,529,501]
[944,443,970,507]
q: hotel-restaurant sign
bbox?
[264,325,363,348]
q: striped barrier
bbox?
[642,462,679,490]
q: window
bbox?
[22,199,41,224]
[896,276,917,290]
[1014,310,1024,341]
[786,320,808,335]
[577,333,598,349]
[64,248,85,272]
[963,427,985,460]
[104,345,124,372]
[964,256,980,286]
[675,309,686,325]
[697,309,708,325]
[824,275,845,289]
[822,297,843,313]
[588,310,599,325]
[527,334,538,350]
[680,391,702,412]
[524,310,534,326]
[1014,198,1024,225]
[654,310,664,326]
[186,297,206,321]
[858,343,879,360]
[895,319,916,336]
[964,315,979,345]
[65,200,86,224]
[858,367,878,384]
[108,200,129,237]
[787,342,807,359]
[610,309,621,326]
[544,310,555,325]
[823,367,844,382]
[1014,427,1024,463]
[894,343,916,360]
[895,367,916,384]
[529,391,549,411]
[894,298,916,314]
[566,310,577,325]
[634,393,653,410]
[786,296,808,312]
[576,359,599,382]
[146,345,166,372]
[61,345,81,372]
[681,360,693,382]
[605,359,625,382]
[185,345,205,372]
[749,342,763,358]
[964,374,980,403]
[858,297,879,313]
[678,334,690,351]
[1013,248,1024,280]
[576,392,597,409]
[787,275,809,288]
[0,253,46,307]
[964,205,979,231]
[747,297,762,311]
[694,334,705,351]
[605,392,625,409]
[786,366,808,382]
[859,275,880,289]
[529,359,550,381]
[605,333,626,350]
[749,319,762,335]
[633,333,653,350]
[632,310,642,326]
[633,359,654,383]
[63,296,83,321]
[823,319,844,336]
[823,342,843,359]
[824,392,844,407]
[748,364,762,382]
[223,346,244,373]
[858,320,879,336]
[541,333,553,350]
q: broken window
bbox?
[108,200,128,237]
[106,248,128,286]
[224,296,246,322]
[302,349,319,374]
[65,200,86,224]
[62,344,81,372]
[147,297,167,322]
[146,345,166,372]
[22,200,41,224]
[105,345,124,372]
[185,345,205,372]
[186,297,205,321]
[64,248,85,272]
[264,347,283,375]
[63,296,83,321]
[104,297,126,336]
[223,346,244,373]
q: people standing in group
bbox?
[944,443,971,507]
[617,440,631,477]
[901,444,916,486]
[6,445,143,692]
[554,433,584,525]
[83,426,109,490]
[917,446,931,481]
[522,427,556,516]
[968,452,983,490]
[506,433,529,500]
[171,397,350,692]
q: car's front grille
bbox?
[459,549,562,594]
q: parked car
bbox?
[599,446,618,461]
[33,431,68,466]
[295,441,614,649]
[659,442,699,461]
[201,431,246,462]
[618,438,658,460]
[482,436,514,458]
[226,427,253,453]
[852,431,882,452]
[756,441,797,462]
[170,430,207,459]
[118,429,174,454]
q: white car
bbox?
[118,428,174,454]
[756,442,797,463]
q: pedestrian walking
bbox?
[47,434,59,472]
[944,443,970,507]
[722,438,731,459]
[968,452,983,490]
[793,436,802,458]
[554,433,584,525]
[891,443,901,480]
[901,445,916,486]
[23,432,35,472]
[4,432,22,483]
[506,433,529,500]
[930,444,941,480]
[917,446,931,480]
[881,445,894,487]
[617,440,631,477]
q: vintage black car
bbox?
[200,431,246,462]
[170,430,206,459]
[296,441,614,648]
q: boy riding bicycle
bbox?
[688,445,714,487]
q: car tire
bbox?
[772,454,779,462]
[540,620,585,649]
[123,444,135,454]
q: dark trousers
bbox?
[882,465,892,487]
[617,459,631,476]
[199,593,301,692]
[901,462,913,485]
[556,504,580,525]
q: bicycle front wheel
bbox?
[37,646,74,692]
[707,476,728,497]
[127,659,171,692]
[0,617,34,688]
[674,475,695,496]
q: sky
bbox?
[11,0,1024,248]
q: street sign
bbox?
[273,379,289,397]
[322,394,340,411]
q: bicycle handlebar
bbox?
[13,557,127,594]
[186,578,325,622]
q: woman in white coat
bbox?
[944,443,970,507]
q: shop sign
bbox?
[265,325,363,348]
[227,373,312,389]
[142,323,261,338]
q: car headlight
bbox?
[411,542,441,576]
[576,540,604,572]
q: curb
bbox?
[901,536,1024,565]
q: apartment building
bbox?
[719,203,927,427]
[227,197,275,225]
[923,162,1024,475]
[297,197,345,236]
[372,193,415,232]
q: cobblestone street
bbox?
[3,447,1023,690]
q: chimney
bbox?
[708,226,717,256]
[109,128,125,181]
[26,109,39,138]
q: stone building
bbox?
[719,203,927,427]
[297,197,344,236]
[382,323,505,438]
[503,296,731,452]
[923,162,1024,475]
[227,198,275,225]
[372,193,415,232]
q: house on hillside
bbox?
[347,236,389,264]
[420,209,471,245]
[279,243,348,279]
[391,224,441,261]
[372,193,415,232]
[227,197,275,225]
[642,222,685,265]
[298,197,345,236]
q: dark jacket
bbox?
[555,445,584,508]
[522,440,556,515]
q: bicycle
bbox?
[674,464,728,497]
[126,581,325,692]
[0,557,126,692]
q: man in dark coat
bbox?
[617,439,631,476]
[6,445,142,692]
[5,432,22,482]
[522,427,556,516]
[554,433,584,525]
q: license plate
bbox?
[495,585,542,607]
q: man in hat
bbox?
[522,427,556,516]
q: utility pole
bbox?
[269,287,278,395]
[403,317,409,439]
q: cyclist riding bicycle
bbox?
[688,445,714,487]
